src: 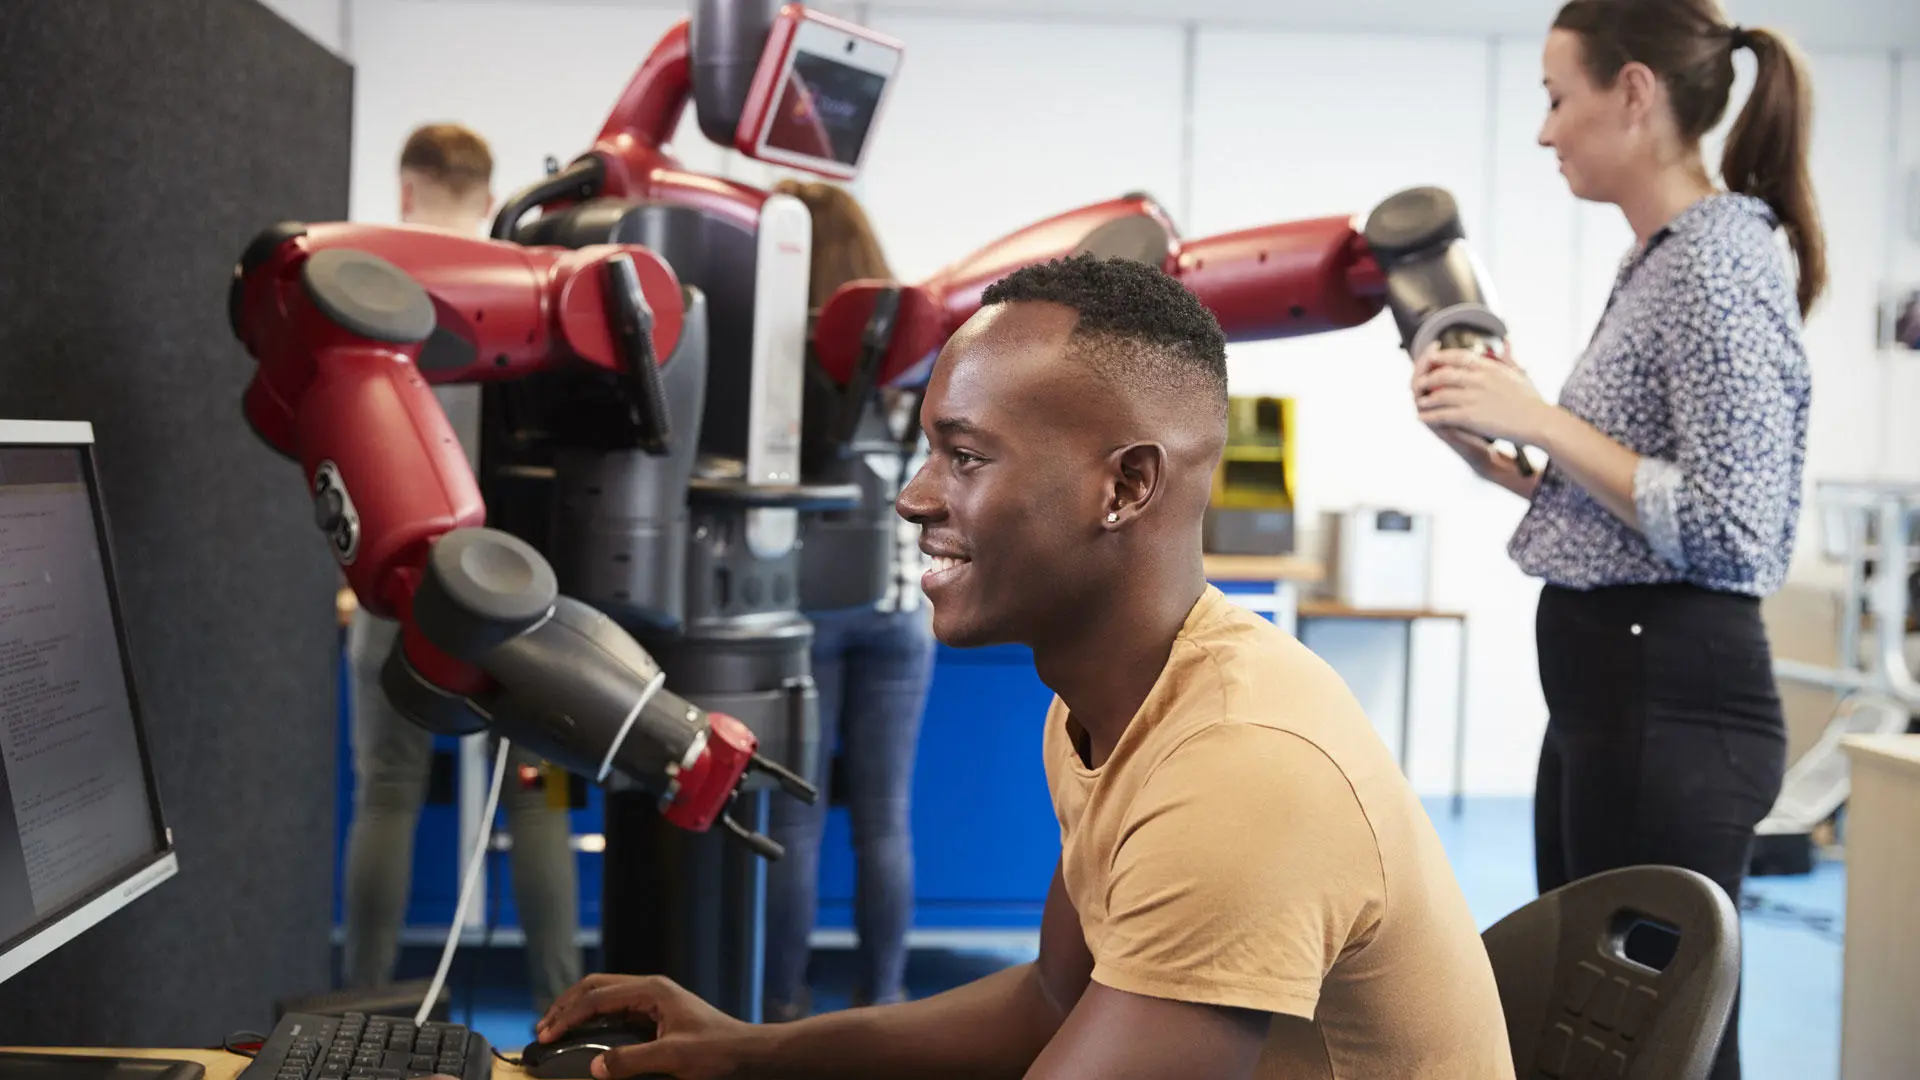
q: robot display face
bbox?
[734,7,903,180]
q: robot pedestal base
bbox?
[601,790,771,1020]
[601,609,819,1021]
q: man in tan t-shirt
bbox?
[534,255,1514,1079]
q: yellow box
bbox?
[1210,396,1294,511]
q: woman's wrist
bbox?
[1521,402,1570,453]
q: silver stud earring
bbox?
[1107,512,1119,523]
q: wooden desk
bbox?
[1297,599,1471,816]
[0,1048,530,1080]
[1838,734,1920,1079]
[1297,598,1465,623]
[1203,554,1324,637]
[1202,553,1324,583]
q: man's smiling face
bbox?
[896,301,1109,649]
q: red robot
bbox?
[230,0,1511,1018]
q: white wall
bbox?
[347,0,711,227]
[1881,54,1920,471]
[853,13,1188,282]
[339,2,1917,796]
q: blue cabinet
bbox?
[813,642,1061,930]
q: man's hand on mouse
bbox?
[537,974,761,1080]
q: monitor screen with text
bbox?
[0,445,166,958]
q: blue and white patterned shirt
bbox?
[1508,193,1811,597]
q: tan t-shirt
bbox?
[1044,586,1514,1079]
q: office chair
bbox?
[1482,865,1741,1080]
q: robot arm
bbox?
[809,187,1528,470]
[231,222,811,853]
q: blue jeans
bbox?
[764,605,935,1015]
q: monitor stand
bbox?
[0,1050,206,1080]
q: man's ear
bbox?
[398,176,415,221]
[1102,442,1167,529]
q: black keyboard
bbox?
[237,1011,492,1080]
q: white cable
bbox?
[415,736,512,1027]
[598,671,668,784]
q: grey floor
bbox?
[450,797,1847,1078]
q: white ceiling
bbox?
[851,0,1920,51]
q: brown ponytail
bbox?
[1553,1,1827,317]
[1721,28,1825,316]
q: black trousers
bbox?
[1534,583,1788,1080]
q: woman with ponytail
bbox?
[1407,4,1821,1076]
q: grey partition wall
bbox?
[0,0,351,1045]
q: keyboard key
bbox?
[382,1052,415,1070]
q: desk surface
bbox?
[1844,733,1920,777]
[1297,598,1466,622]
[0,1049,527,1080]
[1202,553,1324,582]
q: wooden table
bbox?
[1296,599,1471,816]
[1202,554,1324,636]
[1838,734,1920,1079]
[1201,553,1325,583]
[0,1048,530,1080]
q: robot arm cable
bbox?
[415,736,512,1028]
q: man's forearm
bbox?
[740,962,1063,1080]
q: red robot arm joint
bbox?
[806,186,1521,467]
[231,222,812,848]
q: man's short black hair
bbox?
[980,254,1228,406]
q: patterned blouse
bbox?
[1507,193,1811,598]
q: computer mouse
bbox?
[518,1017,659,1079]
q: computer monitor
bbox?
[0,419,178,988]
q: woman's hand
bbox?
[1412,344,1555,446]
